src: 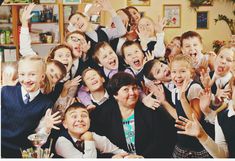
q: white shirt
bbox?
[55,132,127,158]
[90,90,109,105]
[215,72,233,88]
[21,86,40,102]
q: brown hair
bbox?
[68,12,87,21]
[92,41,112,64]
[65,30,86,42]
[81,68,103,86]
[46,44,74,62]
[217,44,235,60]
[47,60,67,80]
[180,31,202,47]
[63,102,88,121]
[121,40,142,59]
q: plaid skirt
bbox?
[172,145,212,158]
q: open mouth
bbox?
[133,59,141,67]
[109,59,116,66]
[165,70,171,77]
[91,80,98,85]
[217,66,225,73]
[174,79,184,86]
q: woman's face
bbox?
[69,14,89,32]
[114,84,139,109]
[128,8,141,24]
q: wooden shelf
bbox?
[0,44,16,47]
[2,3,30,6]
[30,22,58,24]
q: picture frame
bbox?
[163,4,181,28]
[191,0,213,7]
[196,11,208,29]
[63,0,81,5]
[82,0,93,3]
[127,0,150,6]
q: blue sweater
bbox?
[1,85,53,158]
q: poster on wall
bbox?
[196,11,208,29]
[127,0,150,6]
[163,4,181,28]
[63,0,81,4]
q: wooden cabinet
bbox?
[0,1,104,60]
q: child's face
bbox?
[167,38,181,51]
[83,70,105,92]
[151,61,171,83]
[181,37,203,64]
[18,60,45,93]
[69,14,89,32]
[63,108,90,138]
[66,33,87,59]
[138,18,155,37]
[54,48,73,72]
[46,63,63,85]
[214,48,234,77]
[171,60,192,87]
[128,8,141,24]
[97,45,119,70]
[114,84,139,108]
[123,44,145,71]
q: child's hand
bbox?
[142,92,160,110]
[63,75,82,91]
[136,29,149,49]
[81,41,91,54]
[2,69,18,86]
[200,68,211,89]
[86,1,102,17]
[215,83,231,102]
[21,3,36,27]
[199,89,212,115]
[143,51,154,64]
[175,113,204,139]
[43,109,61,133]
[87,104,96,111]
[81,131,94,141]
[155,16,166,33]
[98,0,114,13]
[124,154,144,158]
[178,78,190,98]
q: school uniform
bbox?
[55,129,126,158]
[124,67,144,88]
[171,80,212,158]
[1,85,52,158]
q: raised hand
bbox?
[63,75,82,91]
[199,89,212,115]
[43,109,61,133]
[142,92,161,110]
[86,1,102,17]
[143,51,154,64]
[21,3,36,27]
[178,78,190,99]
[136,29,149,49]
[200,68,212,89]
[215,83,231,102]
[155,16,167,33]
[175,114,202,138]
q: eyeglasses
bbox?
[70,36,81,43]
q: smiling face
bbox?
[97,45,119,70]
[69,13,89,32]
[181,37,203,65]
[123,44,145,71]
[170,60,192,88]
[83,69,105,92]
[128,8,141,24]
[63,107,90,139]
[114,84,139,109]
[66,33,87,59]
[151,61,171,83]
[18,59,45,93]
[53,47,73,72]
[46,63,63,85]
[138,17,155,37]
[214,48,234,77]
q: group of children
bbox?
[1,0,235,158]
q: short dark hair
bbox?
[92,41,111,64]
[180,31,202,47]
[64,102,87,118]
[107,72,137,96]
[121,40,142,59]
[81,68,103,86]
[143,59,160,80]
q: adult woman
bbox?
[90,72,174,158]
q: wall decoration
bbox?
[63,0,81,4]
[196,11,208,29]
[163,4,181,28]
[127,0,150,6]
[82,0,93,3]
[39,0,56,3]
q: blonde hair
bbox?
[217,44,235,60]
[18,55,46,73]
[138,16,156,36]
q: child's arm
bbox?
[180,79,202,120]
[92,132,128,155]
[20,3,37,56]
[152,16,166,58]
[55,136,97,158]
[175,114,229,158]
[99,0,126,40]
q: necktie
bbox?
[24,93,30,104]
[75,140,84,153]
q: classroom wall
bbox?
[104,0,235,52]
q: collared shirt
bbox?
[90,90,109,106]
[164,81,175,92]
[103,67,118,78]
[215,72,233,88]
[21,86,40,102]
[71,58,79,78]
